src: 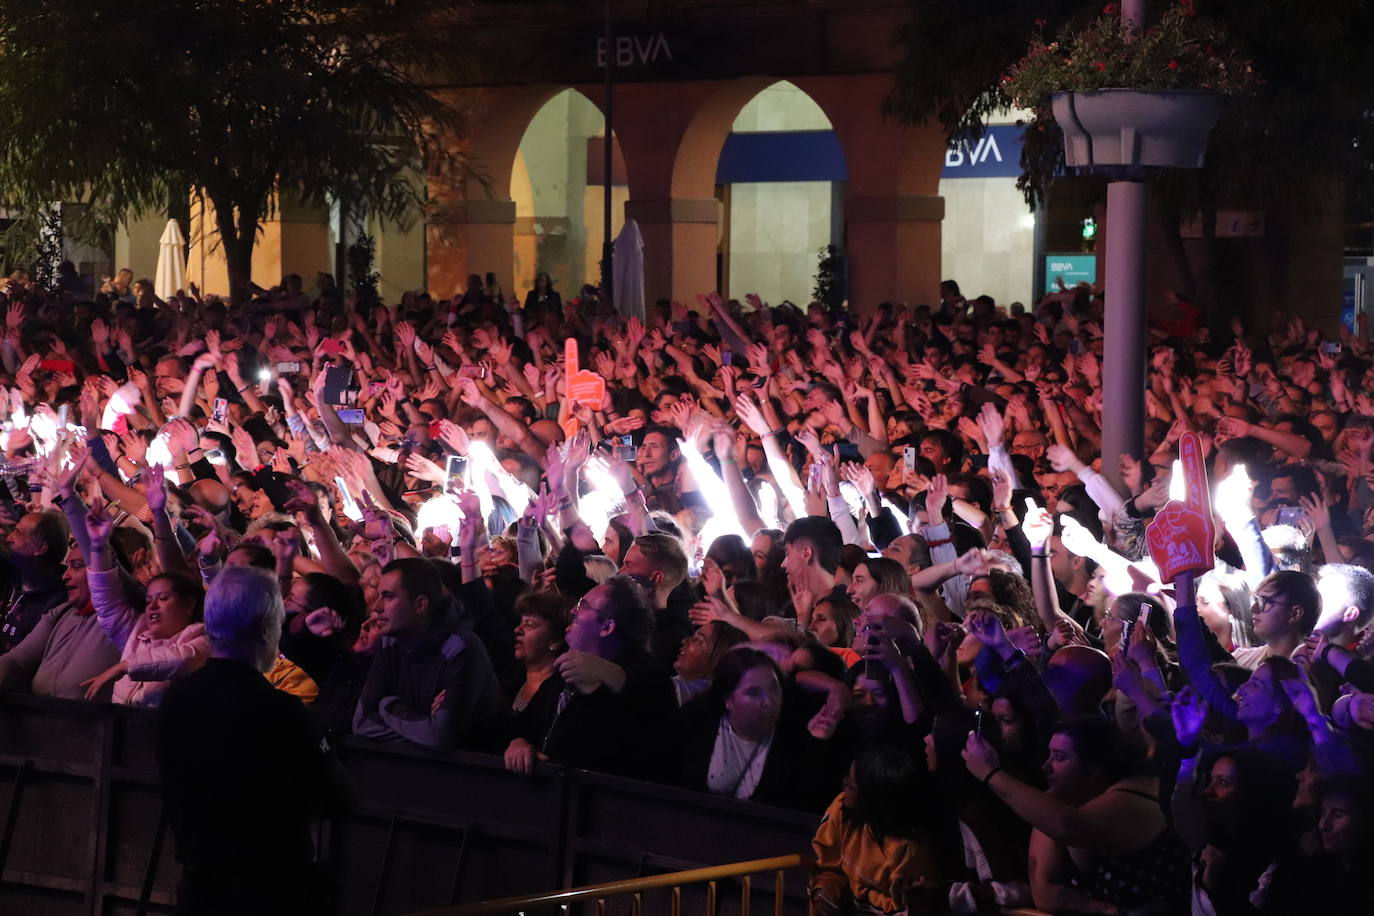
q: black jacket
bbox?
[663,690,848,813]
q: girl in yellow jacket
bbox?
[809,745,957,916]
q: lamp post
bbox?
[600,0,615,308]
[1100,0,1149,493]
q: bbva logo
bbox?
[945,135,1003,168]
[596,33,673,68]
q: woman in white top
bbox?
[79,501,209,706]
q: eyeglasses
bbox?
[1254,594,1290,614]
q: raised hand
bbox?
[405,452,447,484]
[84,500,117,547]
[305,607,345,639]
[1046,443,1085,474]
[1021,498,1053,550]
[437,419,470,455]
[141,464,168,513]
[1170,685,1207,748]
[925,473,949,522]
[965,608,1011,657]
[990,468,1013,511]
[976,402,1006,448]
[734,394,771,437]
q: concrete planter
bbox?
[1052,89,1223,170]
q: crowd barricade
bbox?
[0,695,818,915]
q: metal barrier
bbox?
[414,854,808,916]
[0,695,818,916]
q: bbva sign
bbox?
[597,32,673,68]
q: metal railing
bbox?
[412,854,808,916]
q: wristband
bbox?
[926,536,953,548]
[981,766,1003,787]
[761,428,781,439]
[1317,643,1335,667]
[1030,550,1051,558]
[993,504,1012,513]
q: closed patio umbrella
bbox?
[154,219,186,300]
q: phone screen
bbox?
[445,454,469,490]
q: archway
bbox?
[714,80,847,306]
[509,88,627,304]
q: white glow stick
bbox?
[678,437,745,540]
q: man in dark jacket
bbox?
[0,510,70,654]
[158,565,353,916]
[540,575,674,776]
[353,558,503,752]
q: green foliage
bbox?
[813,245,845,310]
[886,0,1374,216]
[348,234,381,311]
[0,0,479,296]
[1000,2,1259,208]
[1002,3,1259,110]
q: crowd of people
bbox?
[0,263,1371,915]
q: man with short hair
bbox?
[619,532,691,666]
[782,516,844,613]
[353,558,503,751]
[0,510,71,654]
[1315,563,1374,645]
[157,566,353,915]
[635,426,686,513]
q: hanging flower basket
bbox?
[1052,89,1223,169]
[1000,2,1259,191]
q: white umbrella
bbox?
[612,218,645,321]
[154,218,186,300]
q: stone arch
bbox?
[668,75,778,202]
[426,84,626,299]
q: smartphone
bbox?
[1276,506,1308,528]
[1320,341,1341,355]
[1069,337,1083,355]
[903,446,917,472]
[445,454,469,490]
[57,404,68,427]
[863,629,882,679]
[276,361,302,374]
[973,709,984,735]
[615,434,637,462]
[321,338,345,356]
[322,366,355,406]
[368,381,386,395]
[457,365,487,379]
[1121,617,1135,654]
[721,351,732,366]
[334,475,362,522]
[337,408,365,424]
[211,397,228,425]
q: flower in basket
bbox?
[1000,2,1260,112]
[998,1,1261,200]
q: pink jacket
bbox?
[89,567,209,707]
